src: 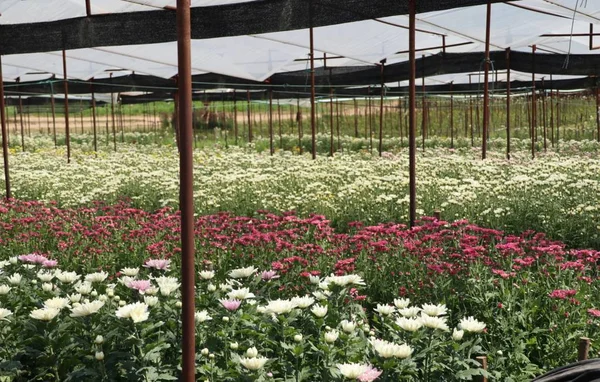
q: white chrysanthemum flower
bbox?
[227,287,255,300]
[340,319,356,333]
[228,266,257,279]
[246,347,258,358]
[7,274,22,285]
[198,270,215,280]
[312,290,332,301]
[0,260,9,269]
[324,329,339,343]
[421,303,448,317]
[311,304,328,318]
[144,286,159,296]
[0,285,11,295]
[70,300,105,317]
[239,356,268,370]
[74,281,93,295]
[85,271,108,283]
[37,271,55,282]
[419,314,450,331]
[0,308,12,321]
[370,338,413,359]
[55,271,79,284]
[263,299,297,315]
[324,274,366,287]
[398,307,421,318]
[8,257,17,265]
[291,295,315,308]
[144,296,159,307]
[30,307,60,321]
[42,283,54,292]
[69,293,82,303]
[393,298,411,309]
[308,275,321,284]
[195,310,212,323]
[458,316,486,333]
[154,276,180,296]
[373,304,395,316]
[337,363,369,379]
[44,297,70,310]
[120,268,139,277]
[452,328,465,341]
[115,302,150,323]
[395,317,423,332]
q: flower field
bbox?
[1,133,600,380]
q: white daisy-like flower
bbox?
[458,316,486,333]
[70,300,105,317]
[115,302,150,323]
[228,266,258,279]
[239,356,268,370]
[337,363,369,379]
[421,303,448,317]
[44,297,71,310]
[373,304,395,316]
[85,271,108,283]
[227,287,255,300]
[393,298,411,309]
[30,307,60,321]
[290,295,315,308]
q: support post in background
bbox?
[531,45,536,159]
[506,48,511,160]
[110,73,117,152]
[269,89,274,155]
[17,78,24,152]
[542,78,547,151]
[475,356,488,382]
[62,50,71,163]
[309,0,316,160]
[80,100,84,134]
[233,90,238,145]
[176,0,196,380]
[408,0,417,228]
[550,74,554,146]
[469,76,474,146]
[50,82,57,147]
[246,90,252,142]
[354,98,359,137]
[450,82,454,149]
[556,90,560,147]
[90,79,98,153]
[329,89,334,157]
[578,337,591,361]
[482,0,492,160]
[0,56,11,199]
[277,98,282,149]
[379,60,386,157]
[119,94,125,143]
[421,55,426,151]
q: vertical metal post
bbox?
[329,89,334,156]
[176,0,196,380]
[531,45,536,159]
[309,0,316,159]
[62,50,71,163]
[120,94,125,142]
[50,82,57,147]
[408,0,417,228]
[556,90,560,147]
[482,0,491,160]
[277,98,282,149]
[246,90,252,142]
[469,76,474,146]
[542,78,547,151]
[90,79,98,152]
[110,73,117,152]
[17,79,24,152]
[353,98,358,137]
[0,56,11,199]
[85,0,92,16]
[80,100,84,134]
[506,48,511,160]
[269,89,274,155]
[450,82,454,149]
[550,74,554,146]
[379,60,385,156]
[421,55,426,151]
[233,90,238,145]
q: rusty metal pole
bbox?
[90,79,98,152]
[482,0,491,160]
[176,0,196,380]
[542,78,547,151]
[506,48,511,160]
[329,89,334,156]
[85,0,92,16]
[469,76,474,146]
[62,50,71,163]
[269,88,274,155]
[408,0,417,228]
[550,74,554,146]
[246,90,252,142]
[421,55,426,151]
[309,0,316,159]
[277,98,283,149]
[0,56,11,199]
[531,45,536,159]
[379,60,385,156]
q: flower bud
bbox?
[452,328,464,341]
[222,316,229,322]
[95,351,105,361]
[175,301,182,308]
[91,291,98,297]
[209,354,215,359]
[94,335,104,345]
[230,342,239,350]
[201,348,209,356]
[207,284,217,292]
[246,347,258,358]
[294,334,303,343]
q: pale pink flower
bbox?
[18,253,48,264]
[143,259,170,271]
[261,270,280,281]
[42,260,58,268]
[358,366,383,382]
[127,279,153,294]
[219,299,242,311]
